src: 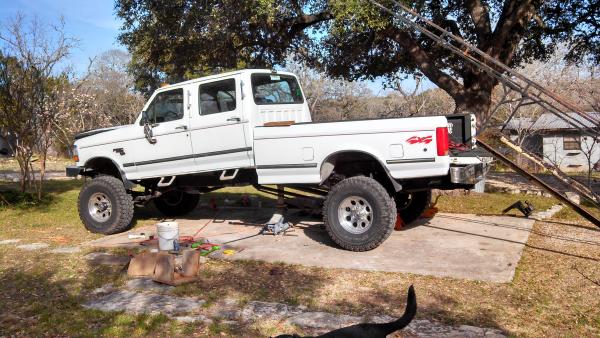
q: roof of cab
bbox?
[157,69,297,91]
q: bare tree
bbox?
[581,136,599,188]
[284,56,371,121]
[83,50,145,126]
[52,50,146,156]
[0,13,76,196]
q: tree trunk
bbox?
[452,74,497,127]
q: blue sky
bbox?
[0,0,430,94]
[0,0,124,72]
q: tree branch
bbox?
[390,27,463,99]
[490,0,536,63]
[287,11,333,36]
[465,0,492,44]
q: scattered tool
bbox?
[128,233,147,240]
[262,213,291,235]
[502,200,535,217]
[200,245,221,256]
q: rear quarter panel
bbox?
[253,116,450,184]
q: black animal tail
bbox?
[380,285,417,334]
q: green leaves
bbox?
[115,0,600,114]
[329,0,389,33]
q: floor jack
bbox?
[261,186,292,235]
[261,213,291,235]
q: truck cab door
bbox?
[188,77,252,172]
[128,88,195,178]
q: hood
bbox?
[73,124,137,148]
[74,125,127,140]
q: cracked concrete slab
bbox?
[85,252,130,266]
[125,278,175,293]
[16,243,49,251]
[85,286,505,337]
[83,290,205,315]
[0,239,21,245]
[85,209,535,282]
[50,246,81,254]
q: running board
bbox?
[477,140,600,227]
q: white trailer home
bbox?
[506,112,600,172]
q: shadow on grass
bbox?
[0,179,83,210]
[0,264,172,337]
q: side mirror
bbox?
[141,111,150,125]
[142,112,157,144]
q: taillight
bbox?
[436,127,449,156]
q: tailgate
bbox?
[446,113,476,152]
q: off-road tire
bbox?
[154,191,200,217]
[395,190,432,225]
[323,176,396,251]
[78,175,134,234]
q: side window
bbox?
[199,79,236,115]
[145,89,184,124]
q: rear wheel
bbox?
[323,176,396,251]
[78,175,134,234]
[395,190,432,225]
[154,190,200,217]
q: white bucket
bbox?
[156,221,179,251]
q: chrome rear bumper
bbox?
[449,163,485,185]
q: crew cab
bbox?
[68,69,484,251]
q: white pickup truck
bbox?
[68,69,484,251]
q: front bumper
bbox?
[66,166,83,178]
[449,163,485,185]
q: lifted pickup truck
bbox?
[68,69,484,251]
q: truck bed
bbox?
[253,116,451,184]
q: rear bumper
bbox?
[449,163,485,185]
[66,166,82,177]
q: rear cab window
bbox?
[251,73,304,105]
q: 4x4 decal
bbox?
[406,136,432,144]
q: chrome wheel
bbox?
[88,192,112,223]
[337,195,373,234]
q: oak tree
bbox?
[116,0,600,120]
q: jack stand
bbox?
[262,213,291,235]
[276,185,287,210]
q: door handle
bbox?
[175,125,188,130]
[227,117,241,122]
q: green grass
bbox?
[435,192,558,216]
[0,181,599,337]
[0,156,73,172]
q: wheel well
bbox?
[85,157,122,180]
[320,151,399,192]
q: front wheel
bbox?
[323,176,396,251]
[78,175,134,234]
[154,190,200,217]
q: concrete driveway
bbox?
[85,208,535,283]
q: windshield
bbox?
[251,73,304,105]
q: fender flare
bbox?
[320,150,402,192]
[84,157,135,189]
